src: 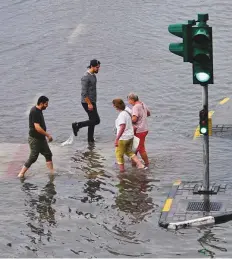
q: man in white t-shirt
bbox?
[112,98,146,172]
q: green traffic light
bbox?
[192,25,213,85]
[199,108,208,135]
[195,72,210,83]
[200,127,207,134]
[168,14,213,85]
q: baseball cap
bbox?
[87,59,101,68]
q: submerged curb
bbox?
[159,180,232,230]
[159,212,232,230]
[160,216,215,230]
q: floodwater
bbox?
[1,0,232,257]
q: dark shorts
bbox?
[24,136,52,168]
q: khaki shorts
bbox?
[115,138,135,164]
[24,136,52,168]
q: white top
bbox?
[125,105,132,115]
[115,110,134,140]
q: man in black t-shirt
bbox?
[18,96,54,178]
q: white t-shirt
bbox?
[115,110,134,140]
[125,105,132,115]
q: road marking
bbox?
[208,110,214,118]
[173,180,181,186]
[159,180,181,224]
[68,24,85,44]
[219,97,230,105]
[162,198,173,212]
[194,125,200,138]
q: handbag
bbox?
[124,109,140,152]
[132,135,140,152]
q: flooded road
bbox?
[1,0,232,257]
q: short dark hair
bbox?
[112,98,125,110]
[37,96,49,105]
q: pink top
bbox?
[132,102,149,133]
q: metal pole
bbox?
[202,85,209,191]
[204,194,210,214]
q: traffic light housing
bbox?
[168,23,193,62]
[192,17,213,85]
[168,14,214,85]
[199,108,208,135]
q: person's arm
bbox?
[34,123,53,141]
[115,124,126,146]
[132,115,138,123]
[132,105,139,123]
[81,76,93,111]
[143,102,151,117]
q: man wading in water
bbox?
[18,96,54,178]
[72,59,101,143]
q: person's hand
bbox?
[115,139,119,147]
[88,104,93,111]
[47,134,53,142]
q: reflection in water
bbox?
[37,176,57,225]
[114,172,154,223]
[22,182,38,222]
[21,176,57,245]
[82,143,106,177]
[198,229,227,257]
[72,143,107,203]
[83,179,103,203]
[72,143,106,177]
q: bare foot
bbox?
[17,172,25,178]
[139,166,148,170]
[17,166,28,178]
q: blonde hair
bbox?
[127,92,139,101]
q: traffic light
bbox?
[168,14,214,85]
[168,23,193,62]
[199,108,208,135]
[192,14,213,85]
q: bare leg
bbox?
[131,155,145,169]
[119,164,125,173]
[140,152,149,167]
[17,166,29,178]
[131,152,137,167]
[46,161,54,174]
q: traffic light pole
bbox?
[168,13,215,194]
[202,84,209,191]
